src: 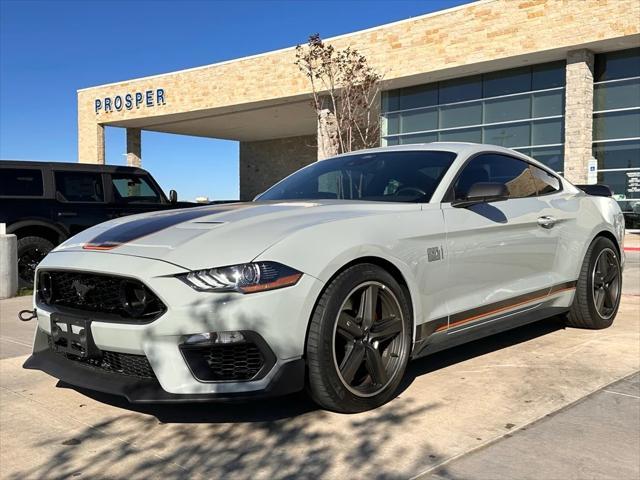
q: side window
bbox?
[530,165,561,195]
[111,175,162,203]
[55,172,104,202]
[0,168,44,196]
[453,154,537,199]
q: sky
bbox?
[0,0,468,201]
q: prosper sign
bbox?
[95,88,165,114]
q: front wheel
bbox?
[305,264,412,413]
[566,236,622,329]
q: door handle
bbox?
[57,212,78,218]
[537,215,556,229]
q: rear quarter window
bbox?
[0,168,44,196]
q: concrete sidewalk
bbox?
[421,372,640,480]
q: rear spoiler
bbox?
[575,184,613,197]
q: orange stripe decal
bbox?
[436,284,576,332]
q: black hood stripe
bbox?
[84,204,248,250]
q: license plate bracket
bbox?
[50,313,101,359]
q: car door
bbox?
[441,153,559,330]
[106,173,169,219]
[53,170,109,237]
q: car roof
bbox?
[0,159,151,175]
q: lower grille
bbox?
[181,340,272,382]
[50,339,156,379]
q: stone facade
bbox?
[76,0,640,188]
[563,49,595,184]
[239,135,316,200]
[126,128,142,167]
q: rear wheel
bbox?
[566,236,622,329]
[17,236,54,288]
[306,264,412,413]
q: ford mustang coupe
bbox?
[24,143,625,412]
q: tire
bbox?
[566,236,622,329]
[17,236,54,288]
[306,263,412,413]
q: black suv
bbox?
[0,160,194,287]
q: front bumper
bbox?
[24,337,305,403]
[27,251,324,401]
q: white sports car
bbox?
[25,143,625,412]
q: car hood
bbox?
[53,200,420,270]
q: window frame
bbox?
[53,170,107,204]
[442,150,563,203]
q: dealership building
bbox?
[77,0,640,226]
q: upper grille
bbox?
[38,270,165,321]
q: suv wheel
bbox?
[306,264,412,413]
[17,236,54,288]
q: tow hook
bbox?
[18,309,37,322]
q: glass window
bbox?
[526,146,564,172]
[111,175,162,203]
[483,122,530,147]
[593,140,640,170]
[532,118,563,145]
[399,108,438,133]
[598,170,640,202]
[398,84,438,111]
[0,168,43,196]
[55,172,104,202]
[594,78,640,111]
[453,154,537,199]
[532,61,566,90]
[593,110,640,141]
[382,91,399,113]
[440,101,482,128]
[484,95,531,123]
[532,89,564,117]
[399,132,438,144]
[439,76,482,104]
[594,48,640,82]
[483,66,531,97]
[384,114,400,135]
[439,128,482,143]
[530,165,561,195]
[384,137,399,146]
[259,151,457,203]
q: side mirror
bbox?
[169,189,178,203]
[452,182,508,208]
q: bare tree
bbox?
[295,34,382,158]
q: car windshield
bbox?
[258,150,457,203]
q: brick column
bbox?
[563,49,594,184]
[126,128,142,167]
[78,122,105,164]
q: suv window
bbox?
[0,168,44,196]
[453,154,537,199]
[530,165,561,195]
[111,175,162,203]
[55,171,104,202]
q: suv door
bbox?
[107,173,169,218]
[441,153,559,331]
[53,171,109,236]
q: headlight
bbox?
[179,262,302,293]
